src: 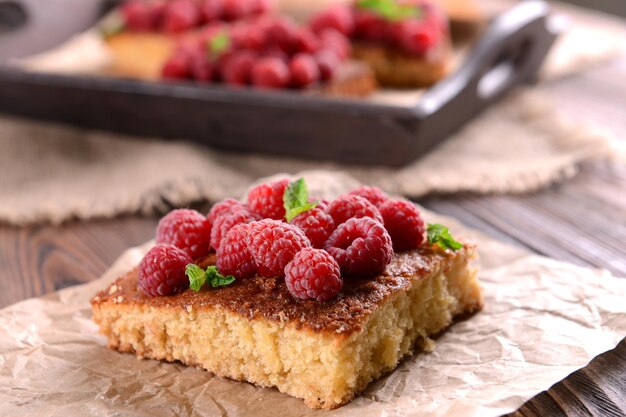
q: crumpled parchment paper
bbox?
[0,177,625,417]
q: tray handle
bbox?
[414,0,558,139]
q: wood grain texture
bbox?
[0,41,625,417]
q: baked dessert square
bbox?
[91,180,483,409]
[91,242,481,409]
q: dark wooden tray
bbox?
[0,0,557,166]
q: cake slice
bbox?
[309,0,453,88]
[91,242,481,409]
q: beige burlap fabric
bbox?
[0,89,613,225]
[0,2,622,225]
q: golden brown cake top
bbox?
[92,243,475,336]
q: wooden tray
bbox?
[0,0,557,166]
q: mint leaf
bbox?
[283,178,319,222]
[356,0,420,21]
[186,264,207,292]
[207,30,230,58]
[186,264,235,291]
[427,223,463,251]
[205,266,236,288]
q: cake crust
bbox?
[92,243,479,337]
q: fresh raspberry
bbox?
[324,217,393,276]
[210,207,258,251]
[348,186,388,207]
[285,248,342,301]
[353,10,389,42]
[379,199,425,251]
[207,198,244,225]
[189,49,215,82]
[216,223,257,279]
[138,244,192,296]
[390,19,438,56]
[289,53,320,88]
[266,17,299,52]
[310,6,355,36]
[199,0,223,22]
[326,194,384,226]
[293,28,320,54]
[290,206,335,248]
[161,51,191,80]
[222,0,252,21]
[318,28,351,60]
[314,49,341,81]
[251,57,291,89]
[156,209,212,259]
[236,24,268,51]
[161,0,201,33]
[250,0,271,15]
[222,50,257,85]
[121,1,162,31]
[245,220,311,277]
[247,179,289,220]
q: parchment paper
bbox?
[1,176,624,417]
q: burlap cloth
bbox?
[0,2,623,225]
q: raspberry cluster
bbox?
[137,179,428,303]
[121,0,270,34]
[161,15,351,88]
[310,1,447,57]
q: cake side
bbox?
[351,40,451,88]
[91,244,481,409]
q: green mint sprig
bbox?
[427,223,463,251]
[186,264,236,292]
[207,30,231,59]
[355,0,421,21]
[283,178,319,222]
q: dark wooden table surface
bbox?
[1,46,625,417]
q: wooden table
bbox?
[1,52,625,417]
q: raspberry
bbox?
[161,52,191,80]
[353,10,389,42]
[222,50,257,85]
[207,198,244,225]
[293,28,320,54]
[285,248,342,301]
[210,207,258,251]
[348,186,388,207]
[324,217,393,276]
[121,1,162,31]
[161,0,201,33]
[138,244,192,296]
[289,53,320,88]
[326,194,384,226]
[222,0,252,21]
[379,199,425,251]
[390,19,438,56]
[189,49,215,82]
[267,17,299,51]
[245,220,311,277]
[251,57,291,89]
[290,206,335,248]
[216,223,257,279]
[156,209,212,259]
[310,6,355,36]
[200,0,223,22]
[318,28,351,60]
[314,49,340,81]
[247,179,289,220]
